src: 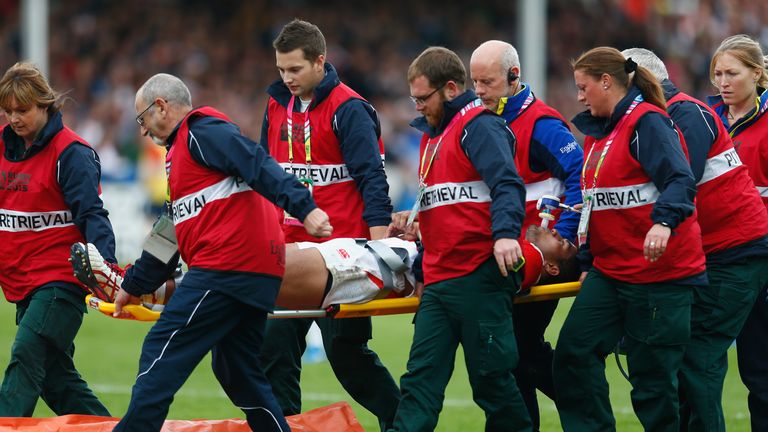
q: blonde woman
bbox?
[708,34,768,431]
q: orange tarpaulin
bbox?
[0,401,363,431]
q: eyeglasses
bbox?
[409,83,446,106]
[135,100,158,127]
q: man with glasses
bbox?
[110,72,332,432]
[135,99,164,145]
[386,46,531,431]
[259,19,399,431]
[135,100,155,125]
[469,40,584,431]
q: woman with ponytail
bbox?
[553,47,706,431]
[708,34,768,432]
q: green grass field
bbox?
[0,298,752,431]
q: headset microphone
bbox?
[507,69,519,84]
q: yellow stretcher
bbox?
[326,281,580,319]
[85,281,581,322]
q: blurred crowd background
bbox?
[1,0,768,217]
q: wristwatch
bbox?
[659,221,671,228]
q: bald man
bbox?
[470,40,584,431]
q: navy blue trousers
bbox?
[114,270,289,432]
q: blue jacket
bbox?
[497,84,583,241]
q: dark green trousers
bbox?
[261,316,400,431]
[680,256,768,432]
[0,286,109,416]
[553,270,694,432]
[391,259,532,432]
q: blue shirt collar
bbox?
[496,83,531,122]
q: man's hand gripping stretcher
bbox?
[70,243,179,320]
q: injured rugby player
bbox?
[70,225,578,312]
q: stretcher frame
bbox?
[85,281,580,321]
[283,281,580,319]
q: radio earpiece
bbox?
[507,69,519,84]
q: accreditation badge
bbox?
[577,194,593,247]
[284,177,314,227]
[406,185,425,226]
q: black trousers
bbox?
[737,283,768,432]
[260,316,400,431]
[512,299,559,431]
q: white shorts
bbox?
[296,238,419,308]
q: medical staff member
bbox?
[470,40,584,431]
[112,72,331,432]
[389,46,531,432]
[623,47,768,431]
[553,47,706,431]
[259,18,399,431]
[707,34,768,431]
[0,62,116,417]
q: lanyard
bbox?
[286,96,312,165]
[164,159,172,217]
[408,98,483,226]
[576,94,642,246]
[418,99,483,187]
[581,95,642,191]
